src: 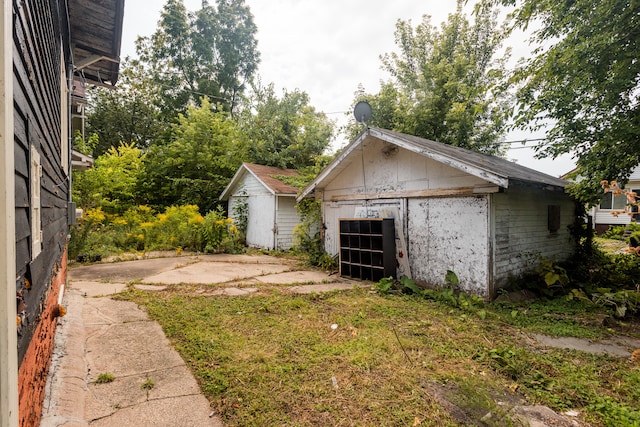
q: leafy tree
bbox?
[238,83,334,169]
[138,97,247,213]
[138,0,259,117]
[85,60,166,156]
[72,142,146,214]
[347,1,511,155]
[495,0,640,204]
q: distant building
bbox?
[589,167,640,234]
[221,163,302,250]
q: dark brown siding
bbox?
[14,0,69,362]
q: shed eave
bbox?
[245,168,277,196]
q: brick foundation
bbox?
[17,250,67,427]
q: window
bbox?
[600,191,627,210]
[548,205,561,234]
[30,145,42,259]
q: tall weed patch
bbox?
[70,204,241,259]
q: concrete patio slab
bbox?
[41,284,222,427]
[43,254,360,427]
[141,261,290,285]
[70,281,128,297]
[89,396,219,427]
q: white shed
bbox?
[299,128,577,298]
[220,162,301,250]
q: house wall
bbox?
[591,170,640,230]
[228,173,276,249]
[13,1,71,425]
[407,196,490,296]
[1,0,18,423]
[275,196,301,250]
[491,184,575,291]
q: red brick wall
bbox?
[17,250,67,427]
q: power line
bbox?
[501,137,547,144]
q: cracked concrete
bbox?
[41,254,356,426]
[40,286,223,427]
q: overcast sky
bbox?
[120,0,575,176]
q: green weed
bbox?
[95,372,115,384]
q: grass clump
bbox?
[95,372,115,384]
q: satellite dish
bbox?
[354,101,372,124]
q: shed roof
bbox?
[68,0,125,87]
[220,163,300,200]
[299,127,567,200]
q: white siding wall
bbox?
[407,196,490,296]
[227,173,276,249]
[592,177,640,227]
[275,196,301,250]
[492,186,575,290]
[322,138,487,200]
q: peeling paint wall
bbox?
[322,200,367,255]
[407,197,490,296]
[322,138,487,200]
[317,137,576,298]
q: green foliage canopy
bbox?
[72,142,145,214]
[137,0,259,117]
[499,0,640,204]
[139,97,247,213]
[238,83,334,169]
[86,61,166,156]
[347,1,512,155]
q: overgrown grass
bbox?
[121,287,640,426]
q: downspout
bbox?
[273,196,278,250]
[0,0,18,424]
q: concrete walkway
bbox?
[40,254,355,426]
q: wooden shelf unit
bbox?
[339,218,396,282]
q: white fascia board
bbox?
[219,164,248,201]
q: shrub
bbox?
[292,198,336,269]
[69,204,242,258]
[201,208,242,253]
[601,225,627,240]
[143,205,204,251]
